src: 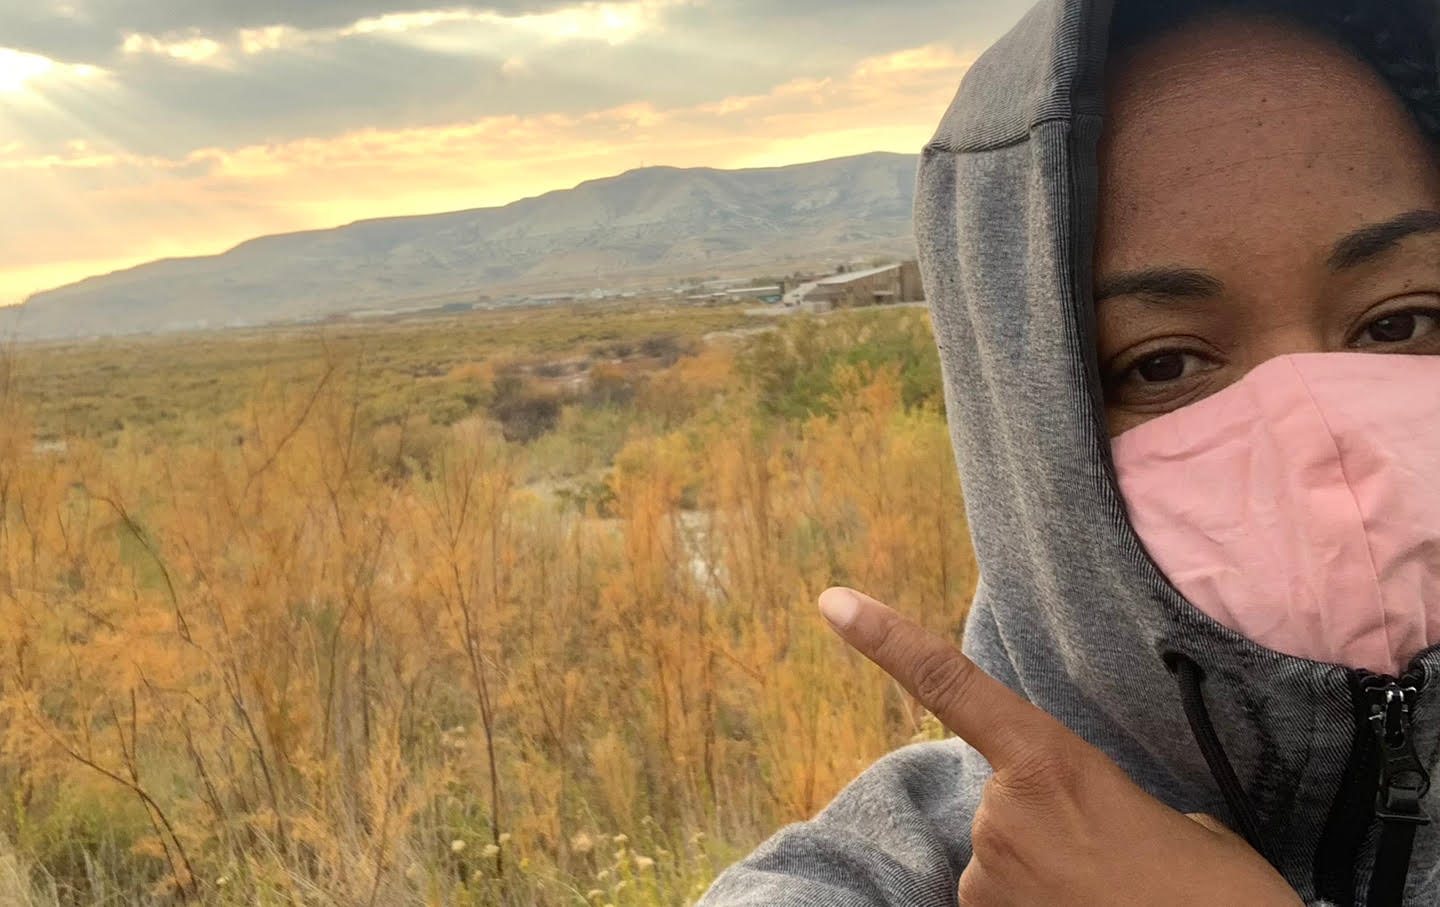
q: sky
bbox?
[0,0,1031,306]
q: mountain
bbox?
[9,152,920,339]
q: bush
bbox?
[738,309,942,420]
[493,390,561,443]
[586,363,638,408]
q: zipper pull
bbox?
[1367,680,1431,825]
[1363,677,1430,905]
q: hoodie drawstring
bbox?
[1168,657,1431,905]
[1165,653,1276,865]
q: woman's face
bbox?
[1095,15,1440,436]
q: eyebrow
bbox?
[1094,267,1226,303]
[1327,209,1440,271]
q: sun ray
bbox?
[0,48,60,94]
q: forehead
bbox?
[1096,16,1440,273]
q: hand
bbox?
[817,587,1303,907]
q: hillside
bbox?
[9,152,920,339]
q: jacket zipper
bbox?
[1315,668,1430,906]
[1361,672,1430,905]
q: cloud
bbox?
[121,33,225,64]
[0,39,974,304]
[117,1,684,68]
[66,0,696,159]
[343,3,683,45]
[5,0,1011,162]
[3,0,797,163]
[853,44,966,79]
[2,0,586,64]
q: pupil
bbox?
[1138,354,1185,382]
[1368,314,1416,343]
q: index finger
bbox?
[819,586,1065,770]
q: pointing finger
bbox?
[819,586,1068,770]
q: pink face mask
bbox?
[1111,353,1440,676]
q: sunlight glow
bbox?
[346,9,482,35]
[0,48,56,93]
[502,1,666,44]
[0,47,102,96]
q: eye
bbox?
[1347,302,1440,351]
[1355,311,1439,346]
[1132,351,1202,384]
[1103,341,1222,411]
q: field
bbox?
[0,300,975,906]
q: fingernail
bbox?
[819,588,862,630]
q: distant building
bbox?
[726,285,783,303]
[687,285,784,304]
[695,277,754,291]
[783,261,923,309]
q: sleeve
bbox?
[693,738,982,907]
[693,734,1330,907]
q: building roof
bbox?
[815,264,901,286]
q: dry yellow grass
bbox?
[0,304,974,905]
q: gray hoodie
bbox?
[695,0,1440,904]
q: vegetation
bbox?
[0,301,975,905]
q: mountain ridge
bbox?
[11,151,921,339]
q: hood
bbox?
[914,0,1440,901]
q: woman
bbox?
[698,0,1440,904]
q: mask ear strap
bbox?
[1164,652,1275,865]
